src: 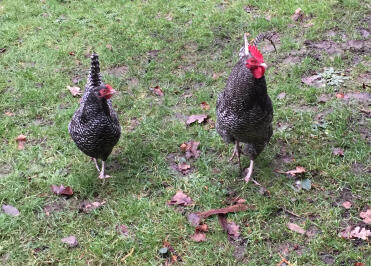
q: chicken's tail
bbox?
[88,53,103,87]
[251,31,277,53]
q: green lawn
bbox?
[0,0,370,264]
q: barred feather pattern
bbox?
[68,54,121,161]
[216,55,273,160]
[239,31,277,58]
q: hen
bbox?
[68,53,121,179]
[216,33,274,183]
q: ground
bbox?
[0,0,370,265]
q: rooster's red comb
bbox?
[248,45,264,62]
[105,84,113,90]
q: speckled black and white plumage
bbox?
[68,54,121,173]
[216,55,273,161]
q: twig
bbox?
[277,253,294,266]
[121,247,134,263]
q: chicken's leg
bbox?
[244,160,254,183]
[92,158,100,172]
[98,161,111,179]
[229,141,242,172]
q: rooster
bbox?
[69,53,121,179]
[216,33,274,183]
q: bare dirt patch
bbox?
[103,65,129,78]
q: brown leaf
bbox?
[332,148,344,157]
[301,75,325,88]
[218,214,240,240]
[178,163,191,175]
[67,85,82,97]
[68,51,75,56]
[287,222,306,235]
[336,93,345,99]
[200,101,210,111]
[197,204,252,219]
[15,134,27,150]
[106,44,112,50]
[79,200,106,213]
[354,262,365,266]
[2,204,20,216]
[180,140,200,159]
[186,114,208,125]
[196,223,208,232]
[292,8,304,21]
[61,235,78,247]
[191,231,206,242]
[187,213,201,227]
[116,224,129,236]
[360,209,371,224]
[342,201,352,209]
[168,191,193,206]
[276,166,306,176]
[339,226,371,240]
[151,85,164,97]
[51,185,73,196]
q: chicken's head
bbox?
[99,84,116,99]
[245,45,267,79]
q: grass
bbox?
[0,0,370,264]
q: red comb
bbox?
[248,45,264,62]
[105,84,113,90]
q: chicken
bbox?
[68,53,121,179]
[216,33,274,183]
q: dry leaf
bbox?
[68,51,75,56]
[187,213,201,227]
[67,85,82,97]
[180,143,187,152]
[51,185,73,196]
[15,134,27,150]
[2,204,20,217]
[196,224,208,232]
[332,148,344,157]
[354,262,365,266]
[186,114,208,125]
[339,226,371,240]
[79,200,106,213]
[61,235,78,247]
[168,191,193,206]
[180,140,200,159]
[200,101,210,111]
[342,201,352,209]
[283,166,306,176]
[287,222,306,235]
[360,209,371,224]
[178,163,191,175]
[336,93,344,99]
[191,231,206,242]
[218,214,240,240]
[292,8,304,21]
[301,75,325,88]
[151,85,164,97]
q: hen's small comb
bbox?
[105,84,113,90]
[248,45,264,62]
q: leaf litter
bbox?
[180,140,200,159]
[15,135,27,150]
[168,191,193,206]
[61,235,78,248]
[51,184,73,196]
[67,85,82,97]
[186,114,208,125]
[79,200,106,213]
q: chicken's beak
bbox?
[260,63,268,69]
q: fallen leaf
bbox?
[61,235,78,247]
[187,213,201,227]
[332,148,344,157]
[180,140,200,159]
[2,204,20,216]
[4,111,14,116]
[218,214,240,240]
[106,44,112,50]
[168,191,193,206]
[15,134,27,150]
[196,223,208,232]
[277,92,286,100]
[292,8,304,21]
[51,185,73,196]
[336,93,344,99]
[116,224,129,236]
[186,114,208,125]
[360,209,371,224]
[354,262,365,266]
[339,226,371,240]
[67,85,82,97]
[68,51,75,56]
[178,163,191,175]
[79,200,106,213]
[151,85,164,97]
[196,204,252,219]
[301,75,325,88]
[342,201,352,209]
[200,101,210,111]
[191,231,206,242]
[287,222,306,235]
[283,166,306,177]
